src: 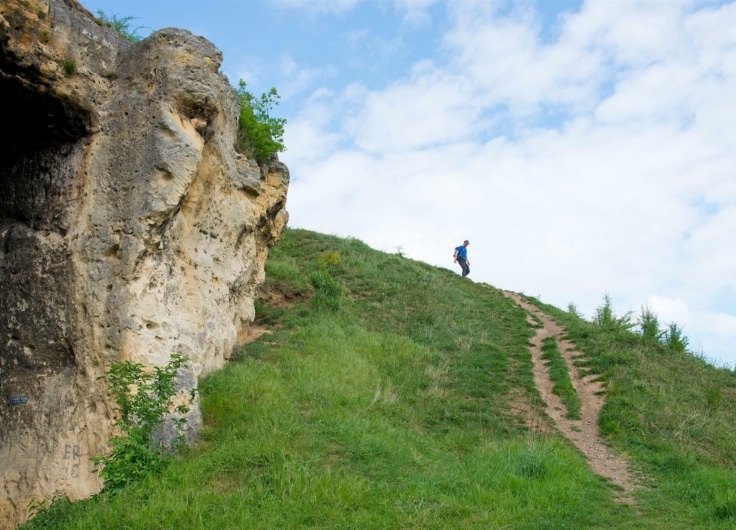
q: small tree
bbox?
[593,293,614,327]
[637,305,662,342]
[664,322,689,353]
[236,80,286,164]
[593,293,633,331]
[92,354,194,493]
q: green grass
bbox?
[61,59,76,75]
[22,228,736,529]
[541,337,582,420]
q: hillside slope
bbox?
[23,228,736,529]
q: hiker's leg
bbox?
[459,258,469,277]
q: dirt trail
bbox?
[505,291,636,503]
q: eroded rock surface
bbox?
[0,1,289,526]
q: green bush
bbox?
[91,354,194,493]
[593,292,633,332]
[317,249,341,270]
[664,322,690,352]
[236,80,286,164]
[309,270,342,311]
[637,304,663,342]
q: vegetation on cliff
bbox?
[95,11,145,42]
[23,229,736,529]
[236,80,287,164]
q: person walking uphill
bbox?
[453,240,470,277]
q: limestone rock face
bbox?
[0,1,289,526]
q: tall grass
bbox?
[22,229,736,529]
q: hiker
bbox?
[453,240,470,277]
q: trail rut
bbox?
[505,291,637,503]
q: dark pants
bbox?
[458,257,470,277]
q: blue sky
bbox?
[80,0,736,368]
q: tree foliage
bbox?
[592,294,691,354]
[236,79,286,164]
[593,292,633,331]
[637,305,663,342]
[664,322,690,352]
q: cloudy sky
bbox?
[81,0,735,368]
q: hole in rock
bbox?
[0,72,90,232]
[0,62,90,378]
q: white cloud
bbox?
[232,66,261,87]
[699,311,736,336]
[682,207,736,292]
[647,296,692,328]
[442,1,603,114]
[348,69,479,152]
[278,56,337,99]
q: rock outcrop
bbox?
[0,1,289,526]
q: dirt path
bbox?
[505,291,637,503]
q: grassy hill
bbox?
[24,228,736,529]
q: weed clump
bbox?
[96,11,145,43]
[512,446,550,479]
[91,354,194,493]
[62,59,76,76]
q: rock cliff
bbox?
[0,0,289,526]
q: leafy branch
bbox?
[236,80,287,164]
[91,354,194,493]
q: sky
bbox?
[80,0,736,368]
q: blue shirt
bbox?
[455,245,467,259]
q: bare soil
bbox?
[241,324,271,344]
[505,291,637,503]
[257,283,309,309]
